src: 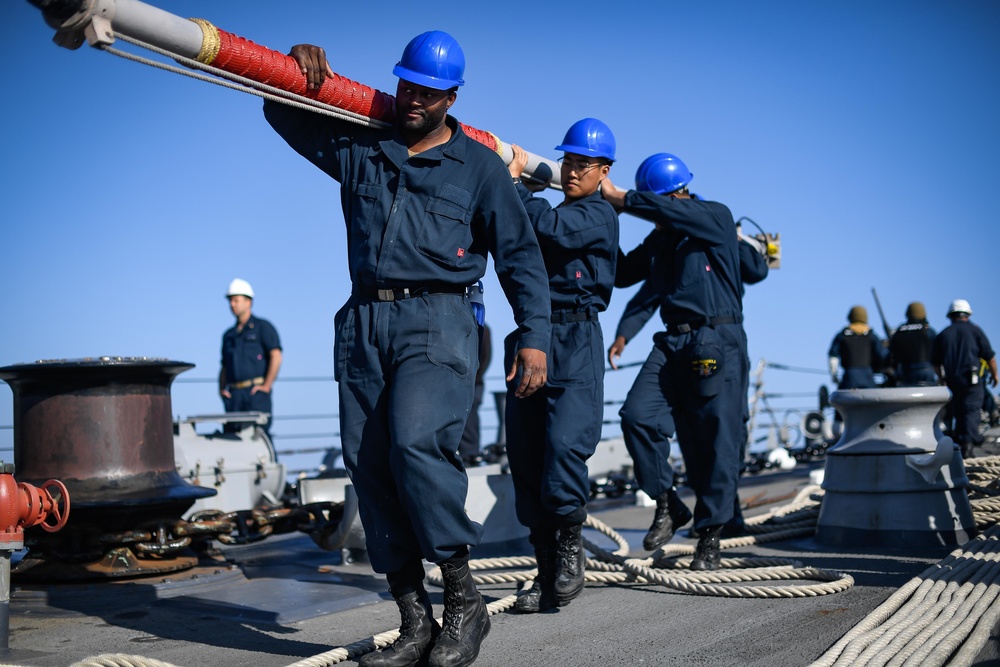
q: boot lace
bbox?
[395,597,415,639]
[558,531,581,576]
[441,578,465,639]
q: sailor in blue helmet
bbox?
[263,31,551,667]
[609,207,770,547]
[602,153,748,570]
[503,119,619,613]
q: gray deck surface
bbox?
[3,463,999,667]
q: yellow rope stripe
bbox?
[189,18,220,65]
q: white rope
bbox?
[71,465,1000,667]
[808,525,1000,667]
[277,593,520,667]
[70,656,184,667]
[101,33,390,129]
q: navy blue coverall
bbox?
[221,314,281,433]
[615,193,748,530]
[263,102,551,573]
[616,234,765,504]
[503,188,618,532]
[889,322,938,386]
[932,319,995,452]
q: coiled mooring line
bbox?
[808,454,1000,667]
[65,456,1000,667]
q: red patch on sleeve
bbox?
[457,248,465,257]
[575,271,582,279]
[705,264,711,271]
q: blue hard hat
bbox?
[555,118,616,162]
[635,153,693,194]
[393,30,465,90]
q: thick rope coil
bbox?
[621,558,854,597]
[808,525,1000,667]
[72,462,1000,667]
[651,555,802,570]
[443,499,851,602]
[71,656,183,667]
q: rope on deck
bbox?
[70,455,1000,667]
[287,483,852,667]
[808,453,1000,667]
[421,488,848,598]
[70,656,183,667]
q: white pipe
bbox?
[38,0,566,189]
[111,0,203,57]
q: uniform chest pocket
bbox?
[417,189,473,267]
[675,246,711,291]
[351,181,383,236]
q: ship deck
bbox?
[4,455,1000,667]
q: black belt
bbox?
[358,284,467,302]
[666,315,742,335]
[551,310,600,324]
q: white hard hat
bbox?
[948,299,972,316]
[226,278,255,299]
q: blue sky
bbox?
[2,1,999,475]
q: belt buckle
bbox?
[377,289,395,302]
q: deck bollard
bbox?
[817,386,976,548]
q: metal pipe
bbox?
[25,0,563,188]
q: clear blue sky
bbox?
[2,1,999,475]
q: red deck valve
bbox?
[0,463,70,550]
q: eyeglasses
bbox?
[559,159,602,175]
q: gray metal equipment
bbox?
[817,386,977,548]
[173,413,286,516]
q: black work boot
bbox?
[359,585,439,667]
[643,487,693,550]
[515,534,559,613]
[554,518,586,604]
[428,560,490,667]
[690,525,723,571]
[667,487,694,528]
[643,493,675,551]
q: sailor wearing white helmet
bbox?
[932,299,998,457]
[219,278,282,434]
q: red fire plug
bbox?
[0,462,70,654]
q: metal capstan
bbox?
[0,357,216,579]
[817,386,977,548]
